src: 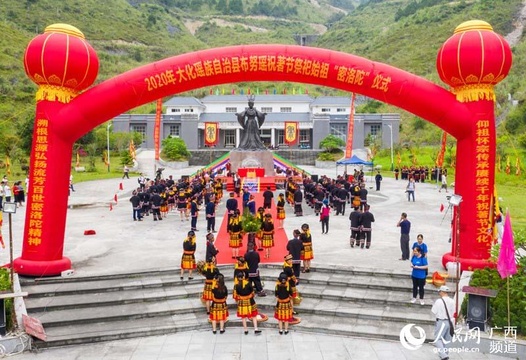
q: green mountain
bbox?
[1,0,525,153]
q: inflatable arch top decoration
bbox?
[16,21,511,276]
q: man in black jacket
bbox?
[244,243,266,296]
[286,229,303,281]
[360,204,375,249]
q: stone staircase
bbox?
[19,265,441,349]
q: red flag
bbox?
[440,204,445,212]
[154,98,162,161]
[345,93,356,158]
[119,183,123,191]
[209,88,213,95]
[114,194,118,203]
[497,211,517,278]
[109,203,113,211]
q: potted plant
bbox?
[241,210,261,248]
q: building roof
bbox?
[200,112,311,122]
[163,97,204,107]
[200,94,314,103]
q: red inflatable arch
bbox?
[16,21,511,276]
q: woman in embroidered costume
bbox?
[234,272,262,335]
[233,256,249,301]
[160,188,169,218]
[255,206,265,251]
[177,190,187,222]
[260,213,275,259]
[167,186,176,212]
[276,193,286,229]
[201,257,220,314]
[228,209,243,259]
[300,223,314,273]
[180,230,196,280]
[210,274,229,334]
[274,272,293,335]
[214,178,223,202]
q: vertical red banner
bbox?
[204,122,219,146]
[436,131,447,167]
[284,122,298,145]
[154,98,162,160]
[345,93,356,158]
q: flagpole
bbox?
[507,276,510,327]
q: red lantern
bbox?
[436,20,512,102]
[24,23,99,103]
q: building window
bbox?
[280,107,291,113]
[321,108,331,112]
[330,123,347,142]
[131,125,147,143]
[226,107,237,113]
[299,129,310,148]
[370,124,381,136]
[224,129,236,147]
[169,124,180,137]
[262,107,273,113]
[184,108,194,113]
[337,108,346,112]
[170,108,180,113]
[277,129,285,145]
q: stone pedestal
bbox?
[230,150,274,176]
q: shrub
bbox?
[161,136,190,161]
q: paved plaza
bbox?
[3,151,512,359]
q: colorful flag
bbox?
[397,152,402,166]
[284,122,298,145]
[103,150,109,166]
[497,211,517,278]
[231,88,235,95]
[436,132,447,167]
[515,157,521,176]
[209,88,213,95]
[496,154,501,172]
[129,139,136,160]
[154,99,162,161]
[345,93,356,159]
[505,156,510,175]
[76,151,80,167]
[204,122,219,146]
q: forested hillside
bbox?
[1,0,525,156]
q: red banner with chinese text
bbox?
[154,99,162,160]
[204,122,219,146]
[284,122,298,145]
[345,93,356,158]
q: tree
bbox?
[161,136,190,161]
[319,134,345,153]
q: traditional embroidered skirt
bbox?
[160,204,168,213]
[229,232,243,248]
[237,296,258,318]
[277,207,286,220]
[301,242,313,260]
[274,298,293,322]
[201,280,214,301]
[209,301,229,321]
[181,252,196,270]
[261,232,274,248]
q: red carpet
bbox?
[215,193,289,265]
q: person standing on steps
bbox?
[431,285,455,360]
[180,230,196,280]
[274,272,293,335]
[300,223,313,273]
[206,194,216,233]
[410,246,428,305]
[228,209,243,259]
[234,272,262,335]
[209,274,228,334]
[286,229,303,282]
[276,193,286,229]
[397,212,411,260]
[244,242,266,297]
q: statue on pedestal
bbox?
[235,95,267,151]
